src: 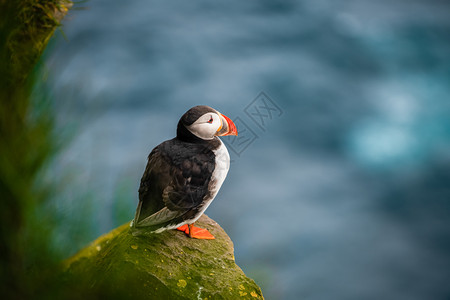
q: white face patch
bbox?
[186,112,222,140]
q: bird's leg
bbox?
[176,223,215,240]
[188,224,194,238]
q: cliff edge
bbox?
[63,214,264,299]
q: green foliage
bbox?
[0,0,70,298]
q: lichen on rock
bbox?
[63,214,264,299]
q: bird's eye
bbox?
[207,116,213,124]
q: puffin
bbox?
[132,105,237,239]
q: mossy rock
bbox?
[63,215,264,299]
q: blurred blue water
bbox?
[45,1,450,299]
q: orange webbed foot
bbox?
[177,224,189,234]
[176,224,215,240]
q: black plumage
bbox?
[135,138,220,231]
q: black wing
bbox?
[134,140,215,229]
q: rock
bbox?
[63,215,264,299]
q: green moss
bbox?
[1,0,71,85]
[64,215,264,299]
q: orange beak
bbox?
[217,113,238,136]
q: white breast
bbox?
[210,139,230,196]
[191,138,230,223]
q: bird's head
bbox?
[177,105,238,141]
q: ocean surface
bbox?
[45,1,450,299]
